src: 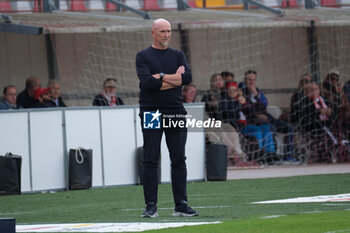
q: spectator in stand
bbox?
[343,81,350,140]
[45,80,67,107]
[344,80,350,103]
[17,76,41,108]
[290,74,313,127]
[32,87,51,108]
[201,73,226,120]
[221,71,235,84]
[221,81,276,164]
[321,69,343,128]
[202,74,245,165]
[182,84,197,103]
[240,70,295,161]
[300,83,337,162]
[93,78,124,106]
[0,85,17,110]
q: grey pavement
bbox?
[227,163,350,180]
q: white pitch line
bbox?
[122,206,231,211]
[16,222,222,232]
[260,215,285,219]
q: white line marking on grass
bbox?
[323,203,350,206]
[0,212,35,215]
[324,229,350,233]
[252,193,350,204]
[122,206,231,211]
[260,215,285,219]
[16,222,222,232]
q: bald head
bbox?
[151,18,171,50]
[152,18,171,31]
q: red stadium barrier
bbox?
[281,0,298,8]
[143,0,159,10]
[70,0,86,11]
[0,1,12,12]
[321,0,338,7]
[106,2,117,11]
[187,0,199,8]
[33,0,43,12]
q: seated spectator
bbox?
[201,73,226,120]
[182,84,197,103]
[321,69,342,128]
[300,83,338,162]
[223,82,277,163]
[241,70,294,160]
[32,87,51,108]
[344,80,350,103]
[45,80,67,107]
[290,74,313,127]
[93,78,124,106]
[0,85,17,110]
[343,81,350,140]
[221,71,235,84]
[202,74,246,165]
[17,76,41,108]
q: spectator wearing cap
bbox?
[45,80,67,107]
[93,78,124,106]
[32,87,51,108]
[0,85,17,110]
[17,76,41,108]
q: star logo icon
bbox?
[151,109,161,122]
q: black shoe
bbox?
[141,203,158,218]
[172,201,199,217]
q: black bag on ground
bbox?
[68,148,92,190]
[0,153,22,195]
[206,144,227,181]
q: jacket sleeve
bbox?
[136,51,162,91]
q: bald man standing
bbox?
[136,18,198,218]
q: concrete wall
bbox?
[0,32,49,93]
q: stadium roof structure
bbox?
[1,8,350,34]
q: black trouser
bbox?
[140,108,187,205]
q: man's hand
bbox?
[238,96,246,105]
[153,74,161,79]
[248,85,259,96]
[176,65,185,74]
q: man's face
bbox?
[104,86,116,96]
[50,83,61,99]
[152,22,171,49]
[246,73,257,88]
[4,87,17,105]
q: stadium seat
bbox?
[70,0,86,11]
[187,0,199,8]
[0,2,12,12]
[106,2,117,11]
[33,0,43,12]
[143,0,159,10]
[321,0,337,7]
[281,0,298,8]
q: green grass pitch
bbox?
[1,173,350,232]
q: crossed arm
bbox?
[152,65,185,90]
